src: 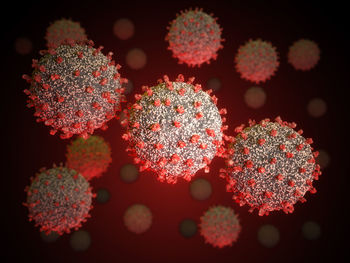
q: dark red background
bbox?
[3,0,347,262]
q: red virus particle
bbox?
[221,117,322,216]
[200,205,241,248]
[23,40,126,139]
[235,39,279,83]
[23,164,95,235]
[45,18,88,48]
[165,8,224,67]
[66,135,112,181]
[288,39,320,71]
[122,74,229,184]
[123,204,152,234]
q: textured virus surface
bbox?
[66,135,112,181]
[23,164,94,235]
[46,18,87,48]
[122,74,228,184]
[221,117,322,216]
[288,39,320,71]
[235,39,279,83]
[166,8,224,67]
[123,204,152,234]
[23,41,126,139]
[199,205,241,248]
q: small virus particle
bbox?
[222,116,322,216]
[123,204,152,234]
[126,48,147,70]
[288,39,320,71]
[206,77,222,92]
[96,188,110,204]
[120,164,139,183]
[257,224,280,248]
[179,219,197,238]
[166,8,224,67]
[45,18,87,48]
[235,39,279,83]
[113,18,135,40]
[199,205,241,248]
[190,178,212,201]
[40,231,60,243]
[316,149,330,169]
[15,37,33,55]
[122,74,228,184]
[23,164,94,235]
[307,98,327,118]
[66,135,112,181]
[244,86,267,109]
[69,230,91,251]
[23,40,126,139]
[302,221,321,240]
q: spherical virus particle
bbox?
[45,18,87,48]
[222,117,322,216]
[126,48,147,70]
[122,74,228,184]
[23,41,126,139]
[244,86,267,109]
[199,205,241,248]
[123,204,152,234]
[23,164,94,235]
[113,18,135,40]
[235,39,279,83]
[120,164,139,183]
[66,135,112,181]
[179,219,197,238]
[190,178,212,201]
[166,8,224,67]
[96,188,110,204]
[288,39,320,71]
[70,230,91,251]
[15,37,33,55]
[257,224,280,248]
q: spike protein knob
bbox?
[221,117,322,216]
[22,40,126,139]
[122,74,229,184]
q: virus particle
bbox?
[66,135,112,181]
[40,231,60,243]
[316,149,330,169]
[15,37,33,55]
[126,48,147,70]
[22,40,126,139]
[288,39,320,71]
[244,86,267,109]
[122,74,228,184]
[96,188,110,204]
[45,18,87,48]
[113,18,135,40]
[302,221,321,240]
[123,204,152,234]
[221,116,322,216]
[190,178,212,201]
[206,77,222,92]
[257,224,280,248]
[235,39,279,83]
[69,230,91,251]
[165,8,224,67]
[199,205,241,248]
[120,164,139,183]
[307,97,327,118]
[179,219,197,238]
[23,164,94,235]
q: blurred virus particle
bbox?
[45,18,87,48]
[288,39,320,71]
[69,230,91,251]
[96,188,110,204]
[165,8,224,67]
[122,79,134,95]
[199,205,241,248]
[307,97,327,118]
[222,116,322,216]
[244,86,267,109]
[122,74,228,184]
[235,39,279,84]
[257,224,280,248]
[15,37,33,55]
[206,77,222,92]
[126,48,147,70]
[302,221,321,240]
[23,40,126,139]
[23,164,94,235]
[316,149,330,169]
[123,204,152,234]
[179,219,197,238]
[113,18,135,40]
[40,231,60,243]
[120,164,139,183]
[190,178,212,201]
[66,135,112,181]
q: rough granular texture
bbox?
[288,39,320,71]
[123,204,152,234]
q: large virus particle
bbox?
[288,39,320,71]
[122,74,228,184]
[23,164,94,235]
[123,204,152,234]
[235,39,279,83]
[199,205,241,248]
[165,8,224,67]
[221,117,322,216]
[23,40,126,139]
[66,135,112,181]
[45,18,88,48]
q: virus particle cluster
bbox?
[288,39,320,71]
[122,74,228,184]
[66,135,112,181]
[222,117,321,216]
[23,164,94,235]
[199,205,241,248]
[235,39,279,83]
[123,204,152,234]
[23,41,126,139]
[166,8,224,67]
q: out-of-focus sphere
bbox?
[40,231,60,243]
[316,149,330,169]
[96,188,110,204]
[244,86,266,109]
[120,164,139,183]
[179,219,197,238]
[126,48,147,70]
[15,37,33,55]
[302,221,321,240]
[122,79,134,94]
[69,230,91,251]
[206,77,222,92]
[190,178,212,201]
[307,98,327,118]
[118,110,128,128]
[123,204,152,234]
[257,224,280,248]
[113,18,135,40]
